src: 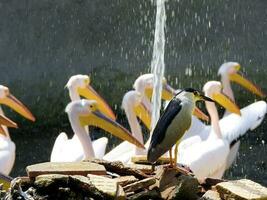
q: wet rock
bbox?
[123,177,156,193]
[216,179,267,200]
[114,176,139,187]
[200,190,222,200]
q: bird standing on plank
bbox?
[147,88,214,167]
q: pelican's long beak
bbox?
[79,110,145,149]
[229,72,266,98]
[0,94,35,121]
[212,93,241,115]
[193,107,209,122]
[0,114,18,128]
[145,83,176,101]
[78,85,116,120]
[134,101,151,130]
[0,114,18,136]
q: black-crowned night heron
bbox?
[147,88,214,167]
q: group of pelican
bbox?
[0,62,266,185]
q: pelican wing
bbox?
[92,137,108,159]
[220,101,267,143]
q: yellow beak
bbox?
[134,101,151,130]
[0,114,18,128]
[145,83,175,101]
[193,107,209,122]
[212,93,241,115]
[78,85,116,120]
[0,173,12,190]
[0,114,18,136]
[79,110,145,149]
[0,94,35,121]
[229,73,266,98]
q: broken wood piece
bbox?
[26,162,106,178]
[125,163,154,174]
[131,155,170,165]
[123,177,156,193]
[86,159,150,179]
[114,176,138,187]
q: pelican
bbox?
[0,85,35,175]
[50,75,116,161]
[134,73,209,122]
[147,88,214,166]
[103,90,151,163]
[0,114,17,189]
[178,81,242,182]
[54,99,144,162]
[218,62,266,169]
[179,63,266,174]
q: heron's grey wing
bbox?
[149,98,182,149]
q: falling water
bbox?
[150,0,166,133]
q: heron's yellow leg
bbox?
[174,140,180,167]
[169,149,173,167]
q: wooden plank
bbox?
[131,155,170,165]
[26,162,106,178]
[125,163,154,174]
[123,177,156,193]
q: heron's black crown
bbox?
[175,88,201,97]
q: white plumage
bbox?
[51,75,112,161]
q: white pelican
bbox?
[218,62,266,169]
[54,99,144,162]
[0,85,35,175]
[178,81,242,182]
[103,90,151,163]
[50,75,116,161]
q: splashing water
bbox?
[150,0,166,137]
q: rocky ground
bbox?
[1,159,267,200]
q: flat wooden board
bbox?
[131,155,170,165]
[26,162,106,178]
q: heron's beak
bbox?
[193,107,209,122]
[78,85,116,120]
[145,84,175,101]
[0,114,18,136]
[229,73,266,98]
[79,110,145,149]
[134,101,151,130]
[0,94,35,121]
[198,94,215,102]
[212,93,241,115]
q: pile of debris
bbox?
[1,159,267,200]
